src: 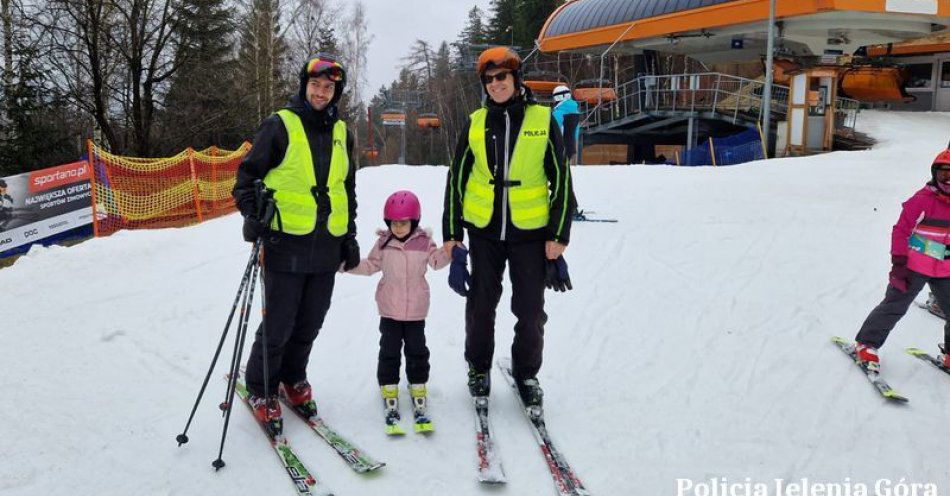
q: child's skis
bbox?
[906,346,950,377]
[832,337,908,403]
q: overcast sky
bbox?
[339,0,493,100]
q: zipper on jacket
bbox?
[501,110,511,241]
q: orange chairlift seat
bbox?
[572,78,617,105]
[416,113,441,129]
[839,66,913,102]
[522,70,569,95]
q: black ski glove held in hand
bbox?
[448,246,472,297]
[242,217,267,242]
[242,179,276,242]
[341,235,361,271]
[544,256,572,292]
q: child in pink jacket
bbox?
[854,149,950,371]
[346,190,451,434]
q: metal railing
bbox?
[580,73,788,130]
[580,72,860,133]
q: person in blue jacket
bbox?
[551,85,580,162]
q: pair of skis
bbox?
[232,376,384,496]
[473,358,591,495]
[832,336,950,403]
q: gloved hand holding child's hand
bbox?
[341,235,361,271]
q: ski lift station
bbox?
[532,0,950,164]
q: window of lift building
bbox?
[906,62,935,89]
[941,61,950,88]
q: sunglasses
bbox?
[481,71,511,85]
[307,59,345,82]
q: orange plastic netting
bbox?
[87,141,251,236]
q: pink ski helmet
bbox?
[383,190,421,221]
[931,149,950,195]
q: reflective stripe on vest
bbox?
[463,104,550,229]
[264,110,349,236]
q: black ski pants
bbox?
[855,273,950,349]
[245,268,335,397]
[377,317,429,385]
[465,235,547,381]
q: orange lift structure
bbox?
[531,0,949,160]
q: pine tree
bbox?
[0,0,79,174]
[485,0,516,46]
[457,5,488,48]
[515,0,562,49]
[236,0,293,124]
[159,0,242,152]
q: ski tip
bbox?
[384,424,406,436]
[885,393,910,403]
[906,347,927,355]
[359,462,387,473]
[413,422,435,434]
[831,336,848,344]
[478,477,508,485]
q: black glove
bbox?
[341,235,360,271]
[242,180,276,242]
[242,217,267,242]
[544,256,572,292]
[448,246,471,297]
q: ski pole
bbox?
[213,249,261,470]
[176,239,260,446]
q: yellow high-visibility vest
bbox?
[463,104,550,229]
[263,109,349,236]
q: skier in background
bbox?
[232,54,360,434]
[442,46,576,412]
[854,149,950,370]
[551,85,580,163]
[344,190,450,434]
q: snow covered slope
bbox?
[2,111,950,495]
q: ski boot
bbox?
[855,342,880,373]
[927,292,946,319]
[468,367,491,397]
[516,377,544,419]
[381,385,405,436]
[281,380,318,418]
[248,395,283,438]
[408,383,434,434]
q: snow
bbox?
[2,110,950,495]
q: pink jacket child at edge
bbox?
[893,182,950,279]
[852,149,950,373]
[343,190,451,434]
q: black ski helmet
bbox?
[298,54,347,109]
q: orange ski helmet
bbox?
[476,46,522,76]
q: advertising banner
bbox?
[0,161,94,253]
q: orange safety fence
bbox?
[87,140,251,237]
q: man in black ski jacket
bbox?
[442,46,576,411]
[232,54,359,431]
